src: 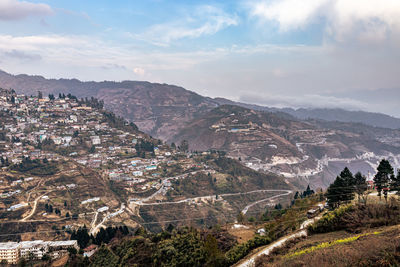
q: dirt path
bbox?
[20,191,52,222]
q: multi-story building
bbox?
[0,242,20,264]
[0,240,78,264]
[19,241,48,260]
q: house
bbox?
[257,228,266,236]
[97,206,109,213]
[81,197,100,205]
[145,165,157,171]
[7,203,28,211]
[83,244,98,258]
[132,171,143,177]
[90,136,101,145]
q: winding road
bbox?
[20,191,53,222]
[241,190,292,214]
[131,189,292,208]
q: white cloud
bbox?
[133,67,145,76]
[250,0,329,31]
[135,5,238,46]
[0,34,228,81]
[249,0,400,43]
[0,0,53,21]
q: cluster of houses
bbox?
[0,240,78,264]
[0,89,167,169]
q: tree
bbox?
[17,257,26,267]
[179,140,189,153]
[390,169,400,196]
[326,167,355,209]
[48,94,55,100]
[374,159,394,202]
[237,212,245,223]
[302,185,314,197]
[354,172,368,203]
[204,234,225,266]
[38,91,43,99]
[89,145,96,154]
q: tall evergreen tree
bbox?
[390,169,400,196]
[354,172,368,203]
[374,159,394,201]
[326,167,355,208]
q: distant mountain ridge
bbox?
[0,69,399,142]
[213,98,400,130]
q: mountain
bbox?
[213,98,400,130]
[0,70,218,140]
[1,70,400,188]
[170,105,400,188]
[1,70,400,142]
[282,108,400,130]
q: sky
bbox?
[0,0,400,117]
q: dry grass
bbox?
[227,226,256,244]
[256,225,400,267]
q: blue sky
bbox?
[1,0,400,117]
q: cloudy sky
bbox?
[1,0,400,117]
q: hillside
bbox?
[0,70,218,140]
[171,105,400,188]
[0,89,296,240]
[254,202,400,267]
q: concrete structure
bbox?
[0,242,19,264]
[20,241,48,260]
[0,240,78,264]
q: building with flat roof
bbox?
[0,240,78,264]
[0,242,20,264]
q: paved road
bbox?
[241,190,292,214]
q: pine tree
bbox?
[354,172,367,203]
[374,159,394,201]
[390,170,400,196]
[326,167,355,208]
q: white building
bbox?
[0,242,19,264]
[20,241,48,260]
[0,240,79,264]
